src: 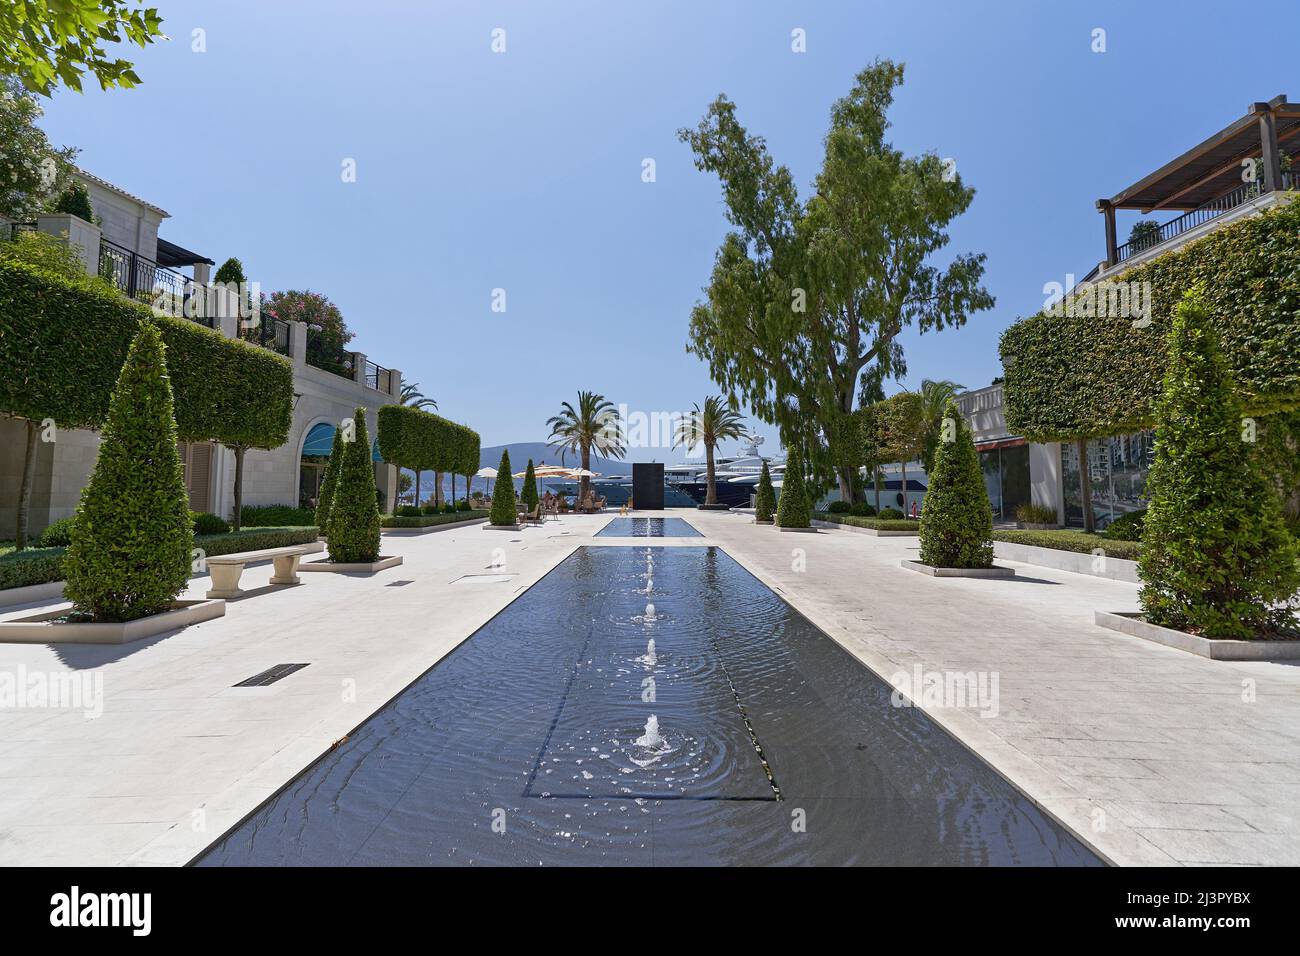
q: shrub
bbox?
[456,498,472,511]
[1138,291,1300,639]
[325,408,382,563]
[489,450,518,525]
[191,511,229,535]
[1015,503,1059,525]
[521,459,539,510]
[381,511,485,528]
[917,399,993,569]
[51,182,94,221]
[754,461,776,523]
[421,504,440,515]
[315,425,345,534]
[775,451,811,528]
[0,545,65,591]
[814,512,919,532]
[826,500,852,514]
[849,501,876,517]
[62,323,194,621]
[197,526,319,557]
[240,504,316,527]
[993,529,1142,562]
[37,516,75,547]
[442,501,457,514]
[396,505,423,517]
[877,506,904,519]
[1102,509,1146,542]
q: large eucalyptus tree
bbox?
[679,58,993,502]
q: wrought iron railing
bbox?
[1115,171,1296,263]
[365,360,390,392]
[97,237,214,327]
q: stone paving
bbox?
[0,510,1297,866]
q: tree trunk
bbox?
[434,471,443,507]
[451,474,457,503]
[580,445,591,503]
[836,466,854,505]
[900,460,907,514]
[1077,439,1096,533]
[705,442,717,505]
[874,467,881,512]
[414,469,421,509]
[233,445,246,532]
[15,419,39,551]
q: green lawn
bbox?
[812,512,921,532]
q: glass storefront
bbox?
[1062,431,1155,529]
[977,442,1030,521]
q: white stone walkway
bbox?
[0,510,1297,866]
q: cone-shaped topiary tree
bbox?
[314,425,345,535]
[63,323,194,621]
[918,398,993,568]
[754,460,776,523]
[775,449,811,527]
[522,459,539,510]
[489,449,518,525]
[326,408,382,563]
[1139,290,1300,639]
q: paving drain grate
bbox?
[386,579,415,587]
[234,663,310,687]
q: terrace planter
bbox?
[484,523,522,531]
[901,560,1015,578]
[299,555,404,574]
[1093,611,1300,661]
[754,518,774,525]
[811,519,917,537]
[775,525,819,533]
[0,598,225,645]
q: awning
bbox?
[302,422,382,461]
[155,237,215,268]
[975,436,1027,453]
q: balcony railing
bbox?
[364,360,391,392]
[98,237,214,327]
[1115,171,1295,263]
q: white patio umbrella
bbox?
[475,466,498,494]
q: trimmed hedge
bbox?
[754,461,776,522]
[1000,200,1300,442]
[813,512,920,532]
[241,504,317,527]
[326,407,382,563]
[0,526,319,593]
[0,258,293,446]
[992,529,1142,561]
[376,404,480,486]
[1103,509,1146,542]
[62,323,194,622]
[521,459,539,510]
[381,512,487,529]
[775,450,811,528]
[489,449,517,525]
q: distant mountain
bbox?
[404,442,631,504]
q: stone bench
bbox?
[205,545,314,599]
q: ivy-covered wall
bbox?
[0,259,293,448]
[1000,199,1300,442]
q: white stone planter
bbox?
[383,517,488,535]
[483,523,522,531]
[0,580,66,610]
[993,541,1139,583]
[299,555,404,574]
[1094,610,1300,660]
[901,560,1015,578]
[812,519,917,537]
[775,525,819,533]
[0,599,225,645]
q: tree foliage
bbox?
[1138,291,1299,639]
[264,289,353,373]
[521,459,539,510]
[775,450,811,528]
[489,449,517,525]
[674,395,749,506]
[917,399,993,569]
[314,424,345,534]
[679,59,992,497]
[62,322,192,621]
[754,460,776,523]
[0,76,78,219]
[546,390,626,501]
[326,408,382,563]
[1,0,165,95]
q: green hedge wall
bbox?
[0,526,319,592]
[377,404,480,479]
[0,259,293,447]
[380,512,487,529]
[999,200,1300,441]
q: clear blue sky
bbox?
[39,0,1298,460]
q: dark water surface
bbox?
[198,546,1101,866]
[594,517,703,537]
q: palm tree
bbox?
[546,391,626,503]
[400,382,437,410]
[674,396,750,506]
[917,378,966,476]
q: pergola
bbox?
[1096,94,1300,265]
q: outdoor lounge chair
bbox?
[521,504,542,525]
